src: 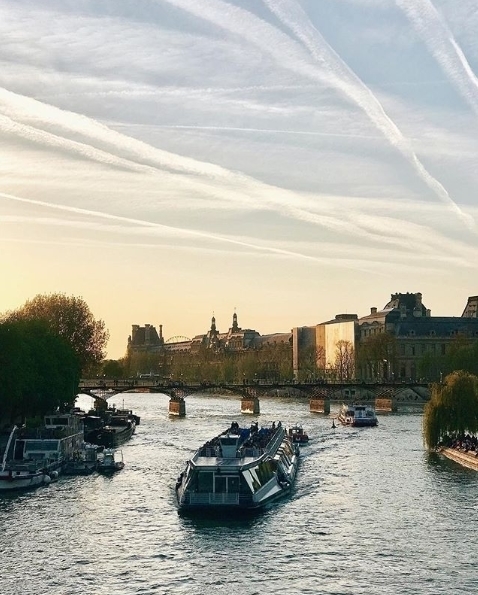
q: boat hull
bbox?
[0,470,49,491]
[86,423,134,447]
[337,416,378,427]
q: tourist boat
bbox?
[176,421,300,513]
[97,449,124,474]
[0,413,85,491]
[286,424,309,444]
[338,403,378,427]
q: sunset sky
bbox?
[1,0,477,359]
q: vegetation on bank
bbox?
[1,293,108,422]
[423,370,478,449]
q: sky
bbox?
[1,0,478,359]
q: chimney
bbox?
[370,307,377,315]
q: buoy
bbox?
[43,474,52,485]
[332,419,336,429]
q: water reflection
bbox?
[425,450,478,484]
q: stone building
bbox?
[127,312,290,356]
[292,314,358,380]
[292,293,478,382]
[358,292,478,381]
[128,323,165,352]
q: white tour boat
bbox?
[337,403,378,427]
[176,421,299,513]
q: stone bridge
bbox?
[78,379,431,407]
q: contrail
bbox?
[161,0,474,230]
[396,0,478,115]
[2,86,451,253]
[0,190,377,270]
[261,0,475,231]
[146,124,380,139]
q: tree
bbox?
[5,293,109,375]
[423,370,478,449]
[0,319,80,422]
[333,340,355,381]
[356,333,397,381]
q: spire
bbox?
[232,311,238,332]
[211,314,216,332]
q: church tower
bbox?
[232,311,239,333]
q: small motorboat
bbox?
[286,424,309,444]
[97,449,124,474]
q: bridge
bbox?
[78,379,431,407]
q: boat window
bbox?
[24,440,59,452]
[255,460,276,486]
[197,472,214,493]
[220,437,238,446]
[214,475,241,494]
[47,417,69,426]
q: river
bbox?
[1,392,477,595]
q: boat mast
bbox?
[1,426,18,471]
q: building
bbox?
[292,293,478,382]
[128,293,478,382]
[358,292,478,381]
[127,312,291,356]
[292,314,359,380]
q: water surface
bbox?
[1,393,477,594]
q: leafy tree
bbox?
[418,338,478,382]
[0,319,80,422]
[423,370,478,449]
[101,359,127,378]
[5,293,109,374]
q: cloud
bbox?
[260,0,475,231]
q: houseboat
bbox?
[176,421,299,513]
[83,408,136,448]
[0,413,85,491]
[338,404,378,427]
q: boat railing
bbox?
[264,427,286,456]
[187,492,253,506]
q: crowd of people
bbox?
[439,433,478,455]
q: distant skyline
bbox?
[1,0,477,359]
